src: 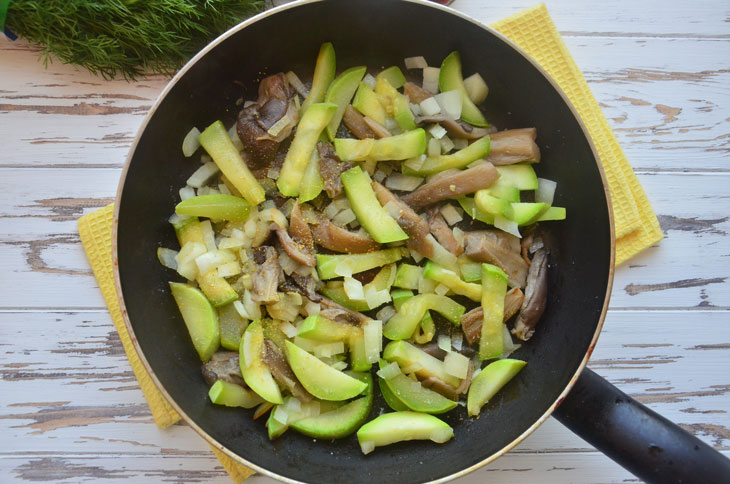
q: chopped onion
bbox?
[401,361,423,374]
[316,341,346,358]
[360,440,376,455]
[375,305,396,323]
[168,212,190,227]
[228,124,244,151]
[186,161,219,188]
[334,261,352,278]
[427,137,441,157]
[364,287,391,309]
[195,249,235,275]
[304,301,321,316]
[200,220,217,251]
[283,396,302,414]
[331,361,348,371]
[377,361,402,380]
[362,73,377,89]
[243,289,261,320]
[157,247,179,270]
[463,72,489,104]
[404,56,428,69]
[439,204,463,225]
[197,186,221,196]
[363,320,383,363]
[242,329,255,368]
[502,324,522,358]
[428,124,447,140]
[438,334,451,352]
[267,114,294,138]
[383,200,401,220]
[472,367,482,379]
[452,226,465,246]
[179,185,196,201]
[293,336,319,353]
[218,183,231,195]
[426,234,459,271]
[453,137,469,150]
[243,100,256,108]
[439,135,455,153]
[332,208,357,227]
[176,242,206,280]
[272,406,289,425]
[373,169,387,183]
[217,261,242,278]
[418,277,437,294]
[182,127,201,157]
[494,215,521,238]
[218,237,246,250]
[451,332,463,351]
[419,97,441,116]
[433,90,462,120]
[343,277,365,301]
[434,283,450,296]
[444,351,469,379]
[385,173,424,192]
[286,70,309,98]
[233,300,250,319]
[422,67,440,93]
[323,200,342,220]
[536,178,557,205]
[408,102,421,117]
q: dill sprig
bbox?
[5,0,264,80]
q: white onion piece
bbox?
[198,186,221,196]
[179,185,196,201]
[434,90,462,120]
[434,283,450,296]
[376,361,402,380]
[452,138,468,150]
[364,287,391,309]
[182,127,201,157]
[452,226,465,246]
[242,329,255,368]
[217,183,231,195]
[494,216,521,238]
[360,441,376,455]
[536,178,557,205]
[439,204,463,225]
[323,201,341,220]
[343,277,365,301]
[168,212,190,227]
[267,114,293,138]
[195,249,235,275]
[419,97,441,116]
[385,173,423,192]
[439,135,455,153]
[186,161,219,188]
[243,100,256,108]
[408,102,421,117]
[426,234,459,272]
[418,277,437,294]
[228,124,244,151]
[331,361,348,371]
[422,67,440,93]
[403,154,427,172]
[217,261,242,278]
[332,208,357,227]
[438,334,451,352]
[463,72,489,105]
[157,248,179,270]
[200,220,217,251]
[293,336,319,353]
[427,137,441,157]
[301,400,320,419]
[176,242,206,280]
[501,324,522,358]
[304,301,321,316]
[472,367,482,379]
[363,320,383,364]
[444,351,469,379]
[334,261,353,278]
[410,249,424,263]
[373,169,387,183]
[428,124,447,140]
[272,406,289,425]
[233,300,250,320]
[219,237,246,250]
[316,341,346,358]
[362,73,377,90]
[375,305,396,323]
[383,200,401,220]
[451,332,463,351]
[404,56,428,69]
[242,289,262,320]
[283,397,302,414]
[286,70,309,98]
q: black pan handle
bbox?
[553,367,730,483]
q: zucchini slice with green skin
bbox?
[495,164,539,190]
[356,411,454,455]
[218,303,248,351]
[169,282,220,362]
[334,129,426,162]
[301,42,336,113]
[352,82,387,125]
[316,249,404,282]
[375,65,407,89]
[467,359,526,416]
[277,102,338,197]
[423,261,482,302]
[374,75,415,131]
[325,66,367,140]
[175,194,250,222]
[240,320,283,404]
[291,372,373,439]
[378,360,457,414]
[383,294,465,340]
[296,314,355,342]
[439,51,489,127]
[285,341,367,401]
[378,377,409,411]
[402,135,490,176]
[198,121,265,205]
[509,202,550,226]
[208,380,263,409]
[479,264,508,360]
[383,340,461,388]
[393,263,423,290]
[537,206,567,222]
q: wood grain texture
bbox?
[0,0,728,483]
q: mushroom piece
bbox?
[279,272,320,302]
[317,141,355,199]
[461,287,525,345]
[463,230,529,289]
[201,351,246,387]
[421,377,460,400]
[261,340,313,402]
[426,207,463,256]
[415,115,492,140]
[371,181,434,258]
[487,128,541,165]
[401,162,499,210]
[275,203,316,267]
[512,248,548,341]
[251,246,284,303]
[403,82,433,104]
[317,295,370,326]
[303,205,380,254]
[342,105,376,139]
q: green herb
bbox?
[5,0,264,80]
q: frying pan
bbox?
[113,1,730,482]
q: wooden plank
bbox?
[1,311,727,460]
[0,170,727,309]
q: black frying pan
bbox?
[113,1,730,482]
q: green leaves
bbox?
[6,0,264,79]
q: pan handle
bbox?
[553,367,730,484]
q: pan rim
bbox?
[112,0,616,482]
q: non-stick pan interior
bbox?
[117,1,612,482]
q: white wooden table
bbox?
[1,1,728,482]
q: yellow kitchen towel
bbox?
[77,4,663,482]
[492,3,662,263]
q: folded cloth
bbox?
[77,4,662,482]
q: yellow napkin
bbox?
[77,4,662,482]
